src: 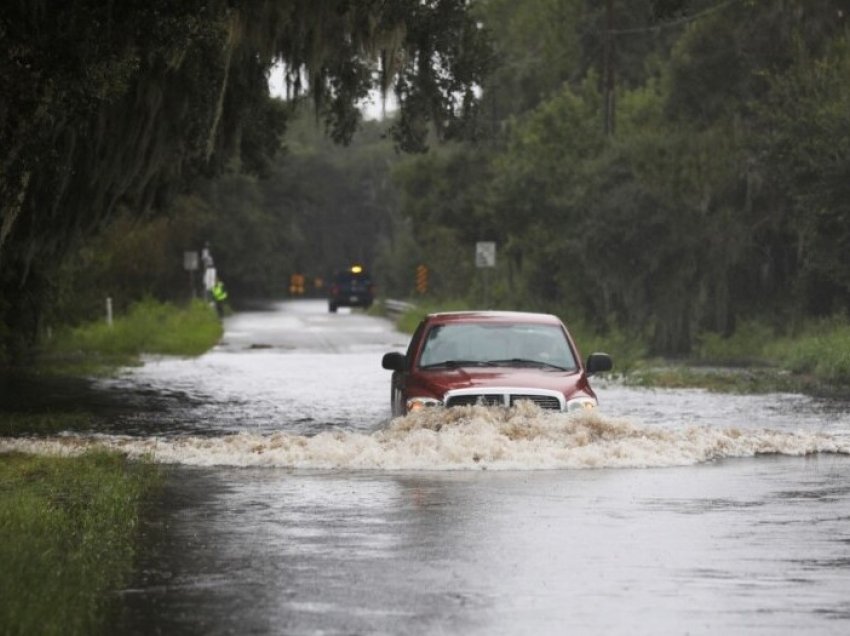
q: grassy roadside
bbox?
[625,318,850,395]
[382,299,850,396]
[0,451,161,636]
[1,297,220,634]
[39,297,223,375]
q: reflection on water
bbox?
[0,350,392,437]
[117,457,850,635]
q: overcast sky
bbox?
[267,64,396,121]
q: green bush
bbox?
[47,298,222,366]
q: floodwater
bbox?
[3,300,850,634]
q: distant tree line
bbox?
[3,0,849,361]
[382,0,850,354]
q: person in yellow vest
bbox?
[211,278,228,319]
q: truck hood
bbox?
[412,366,591,400]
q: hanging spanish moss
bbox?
[0,0,491,361]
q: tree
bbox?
[0,0,490,360]
[390,0,850,354]
[756,32,850,317]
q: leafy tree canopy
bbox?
[0,0,490,360]
[386,0,850,354]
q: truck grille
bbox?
[509,395,562,410]
[445,394,505,407]
[444,390,564,411]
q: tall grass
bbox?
[45,298,222,370]
[694,320,776,365]
[767,319,850,384]
[0,452,160,636]
[694,316,850,387]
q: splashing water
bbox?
[3,403,848,470]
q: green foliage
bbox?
[556,316,648,374]
[52,207,208,326]
[374,217,425,299]
[0,452,160,636]
[46,298,221,370]
[6,0,850,372]
[389,0,850,361]
[0,0,490,361]
[474,0,583,122]
[756,32,850,315]
[384,143,490,298]
[46,111,406,323]
[690,316,850,387]
[373,0,850,389]
[623,364,807,395]
[196,172,295,298]
[694,321,776,365]
[267,116,402,285]
[768,318,850,384]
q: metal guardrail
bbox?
[383,299,416,317]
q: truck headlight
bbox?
[406,397,443,411]
[566,396,597,412]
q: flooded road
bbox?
[3,300,850,634]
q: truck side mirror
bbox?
[382,352,406,371]
[586,352,613,375]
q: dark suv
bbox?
[329,266,374,312]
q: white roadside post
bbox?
[475,241,496,307]
[204,267,216,305]
[106,297,113,328]
[183,250,199,299]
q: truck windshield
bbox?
[418,323,577,371]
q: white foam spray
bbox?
[2,403,848,470]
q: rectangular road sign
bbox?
[475,241,496,268]
[183,251,199,271]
